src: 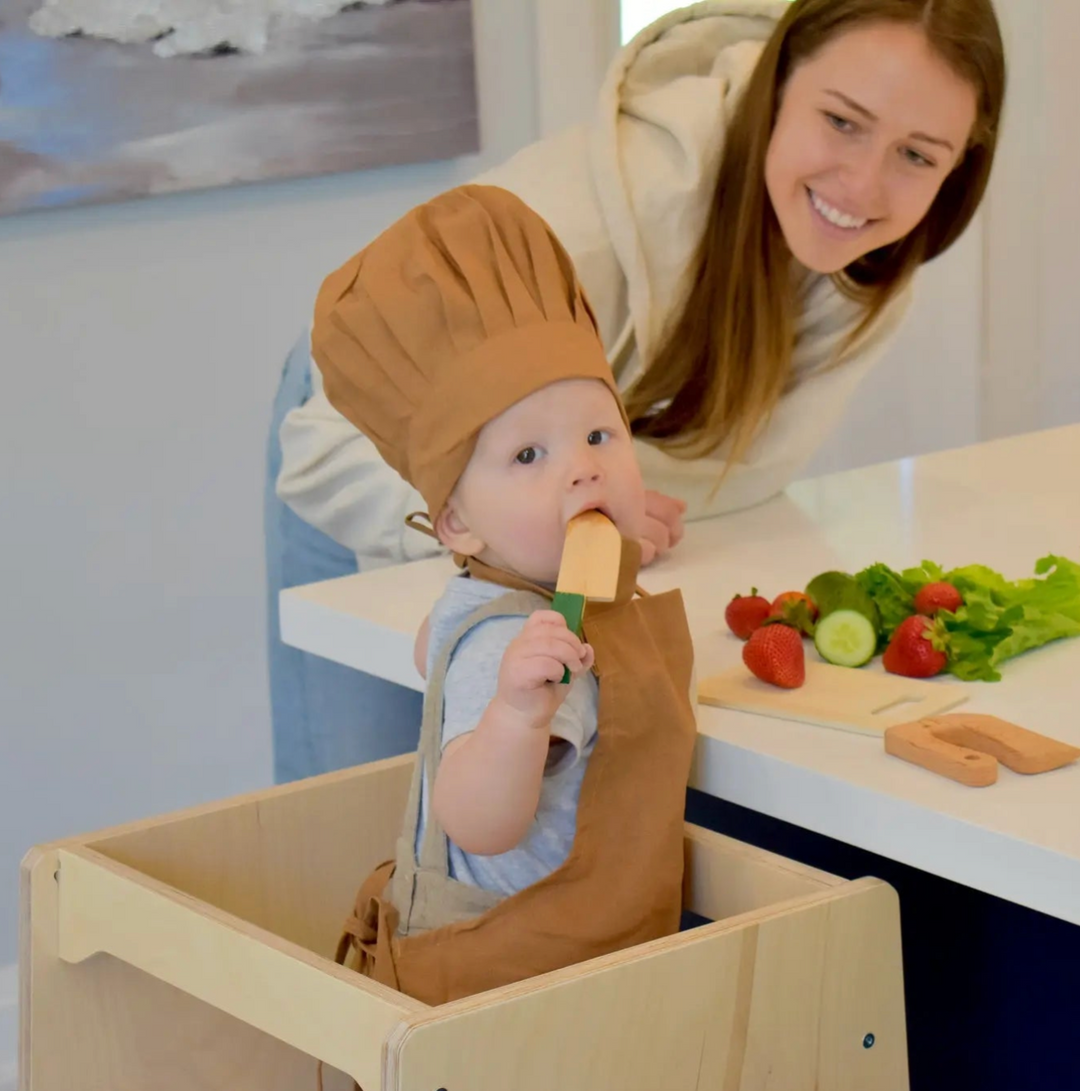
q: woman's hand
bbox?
[639,490,687,566]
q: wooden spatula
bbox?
[551,511,622,683]
[884,713,1080,786]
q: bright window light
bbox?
[621,1,792,44]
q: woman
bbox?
[265,0,1005,783]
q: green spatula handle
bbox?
[551,591,585,684]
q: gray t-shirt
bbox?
[416,573,599,897]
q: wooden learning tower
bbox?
[20,754,909,1090]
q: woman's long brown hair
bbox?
[624,0,1006,464]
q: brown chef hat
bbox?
[311,184,627,523]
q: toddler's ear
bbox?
[434,501,485,557]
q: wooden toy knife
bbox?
[551,510,622,683]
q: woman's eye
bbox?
[514,446,539,465]
[587,430,609,446]
[902,146,934,168]
[824,111,855,134]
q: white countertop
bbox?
[280,424,1080,925]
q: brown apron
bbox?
[333,539,697,1008]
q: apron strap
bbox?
[464,556,554,598]
[404,511,438,540]
[404,510,472,570]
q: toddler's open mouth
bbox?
[569,503,614,525]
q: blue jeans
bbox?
[264,333,422,783]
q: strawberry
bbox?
[883,615,948,678]
[724,588,772,640]
[913,581,963,616]
[769,590,818,636]
[743,622,805,688]
[728,589,776,637]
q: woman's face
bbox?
[765,21,978,274]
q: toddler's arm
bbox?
[432,611,592,856]
[413,614,431,680]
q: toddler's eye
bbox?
[515,446,539,465]
[587,430,608,446]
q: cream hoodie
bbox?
[276,0,913,568]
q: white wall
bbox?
[0,0,539,984]
[1037,0,1080,430]
[805,215,985,477]
[0,963,13,1090]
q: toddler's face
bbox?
[440,379,646,584]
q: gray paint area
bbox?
[0,0,478,215]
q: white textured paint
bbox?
[30,0,393,56]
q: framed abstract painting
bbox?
[0,0,479,216]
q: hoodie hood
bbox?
[590,2,792,364]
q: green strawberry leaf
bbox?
[777,598,817,636]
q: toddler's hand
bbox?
[495,611,594,728]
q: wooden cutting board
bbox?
[697,661,968,736]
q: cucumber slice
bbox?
[814,609,878,667]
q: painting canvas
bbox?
[0,0,479,217]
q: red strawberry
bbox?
[769,591,819,636]
[913,581,963,616]
[883,615,948,678]
[743,622,806,688]
[725,588,772,640]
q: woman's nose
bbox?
[839,145,888,209]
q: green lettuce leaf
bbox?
[987,608,1080,666]
[854,563,917,646]
[854,554,1080,681]
[901,560,946,586]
